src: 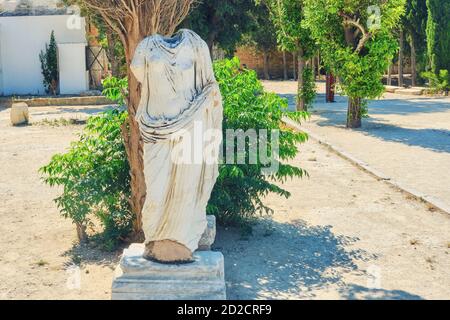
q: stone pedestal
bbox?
[10,102,29,125]
[112,244,226,300]
[112,215,226,300]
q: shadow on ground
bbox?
[215,219,375,299]
[216,219,424,300]
[30,105,116,118]
[338,284,423,300]
[62,242,122,268]
[280,93,450,153]
[281,92,450,115]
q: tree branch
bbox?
[338,12,372,54]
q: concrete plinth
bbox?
[112,243,226,300]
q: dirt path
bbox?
[1,105,449,299]
[263,80,450,212]
[217,140,450,299]
[0,106,118,300]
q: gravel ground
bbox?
[1,102,449,300]
[263,80,450,212]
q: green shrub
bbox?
[299,66,317,110]
[421,69,449,94]
[41,58,308,247]
[210,57,308,225]
[39,31,58,95]
[102,76,128,106]
[40,109,132,249]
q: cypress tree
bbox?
[404,0,428,86]
[426,0,450,77]
[39,31,59,95]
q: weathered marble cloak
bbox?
[130,29,223,256]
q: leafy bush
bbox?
[209,57,308,225]
[299,66,317,109]
[40,109,132,250]
[39,31,58,95]
[421,69,449,94]
[41,58,308,247]
[102,76,128,106]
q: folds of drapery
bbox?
[131,29,217,144]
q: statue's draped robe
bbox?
[131,29,223,252]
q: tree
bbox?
[184,0,255,56]
[398,28,404,87]
[304,0,405,128]
[242,2,278,79]
[260,0,316,111]
[79,0,195,237]
[426,0,450,78]
[403,0,428,86]
[39,31,58,95]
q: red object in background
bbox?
[326,73,336,103]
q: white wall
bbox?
[58,43,88,94]
[0,15,87,95]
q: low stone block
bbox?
[198,215,216,250]
[385,85,398,93]
[395,87,424,95]
[112,243,226,300]
[10,102,29,125]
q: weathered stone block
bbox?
[10,102,29,125]
[112,243,226,300]
[198,215,216,251]
[395,87,424,95]
[385,85,398,93]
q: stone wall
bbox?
[236,45,412,80]
[235,46,297,80]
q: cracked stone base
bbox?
[112,243,226,300]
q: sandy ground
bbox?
[263,80,450,211]
[218,141,450,299]
[1,103,449,300]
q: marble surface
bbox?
[112,243,226,300]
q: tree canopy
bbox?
[244,2,277,54]
[184,0,255,55]
[304,0,405,127]
[259,0,316,111]
[426,0,450,77]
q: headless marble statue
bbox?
[130,29,223,263]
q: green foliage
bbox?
[299,66,316,108]
[426,0,450,78]
[260,0,315,56]
[304,0,405,104]
[421,69,449,94]
[39,31,58,95]
[184,0,255,54]
[404,0,428,78]
[102,76,129,106]
[242,2,278,53]
[257,0,316,110]
[209,57,308,224]
[41,58,309,246]
[40,110,132,249]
